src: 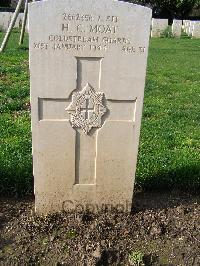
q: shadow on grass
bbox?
[0,163,199,201]
[136,163,200,193]
[0,168,33,198]
[18,46,29,51]
[133,164,200,213]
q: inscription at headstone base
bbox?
[29,0,152,214]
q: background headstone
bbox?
[11,0,26,9]
[151,18,168,37]
[186,21,196,36]
[192,21,200,38]
[183,20,190,35]
[0,12,4,30]
[172,19,182,37]
[0,12,25,31]
[29,0,152,214]
[0,12,11,31]
[15,12,23,28]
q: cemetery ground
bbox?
[0,31,200,265]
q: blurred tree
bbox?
[0,0,11,7]
[124,0,200,19]
[10,0,25,8]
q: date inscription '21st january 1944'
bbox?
[29,0,152,214]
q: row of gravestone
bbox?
[152,18,200,38]
[182,20,200,38]
[0,12,28,31]
[1,12,200,39]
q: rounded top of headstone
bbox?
[29,0,152,13]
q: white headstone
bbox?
[183,20,190,35]
[172,19,182,37]
[0,13,3,30]
[192,21,200,38]
[0,12,12,31]
[14,13,23,28]
[186,21,196,36]
[0,12,25,30]
[151,18,168,37]
[186,21,192,35]
[29,0,152,214]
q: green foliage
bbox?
[129,251,145,266]
[181,29,192,38]
[160,26,174,38]
[0,0,11,8]
[66,230,78,238]
[151,0,200,18]
[125,0,200,19]
[0,30,32,196]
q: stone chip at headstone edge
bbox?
[29,0,152,214]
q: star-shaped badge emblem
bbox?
[66,83,107,134]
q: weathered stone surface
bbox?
[151,18,168,37]
[0,12,11,31]
[29,0,152,214]
[172,19,182,38]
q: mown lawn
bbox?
[0,31,199,196]
[137,37,200,191]
[0,30,32,196]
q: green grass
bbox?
[136,38,200,191]
[0,31,199,196]
[0,30,32,196]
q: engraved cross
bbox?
[80,98,94,120]
[38,57,136,187]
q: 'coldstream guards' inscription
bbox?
[33,13,146,54]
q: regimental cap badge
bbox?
[66,83,107,134]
